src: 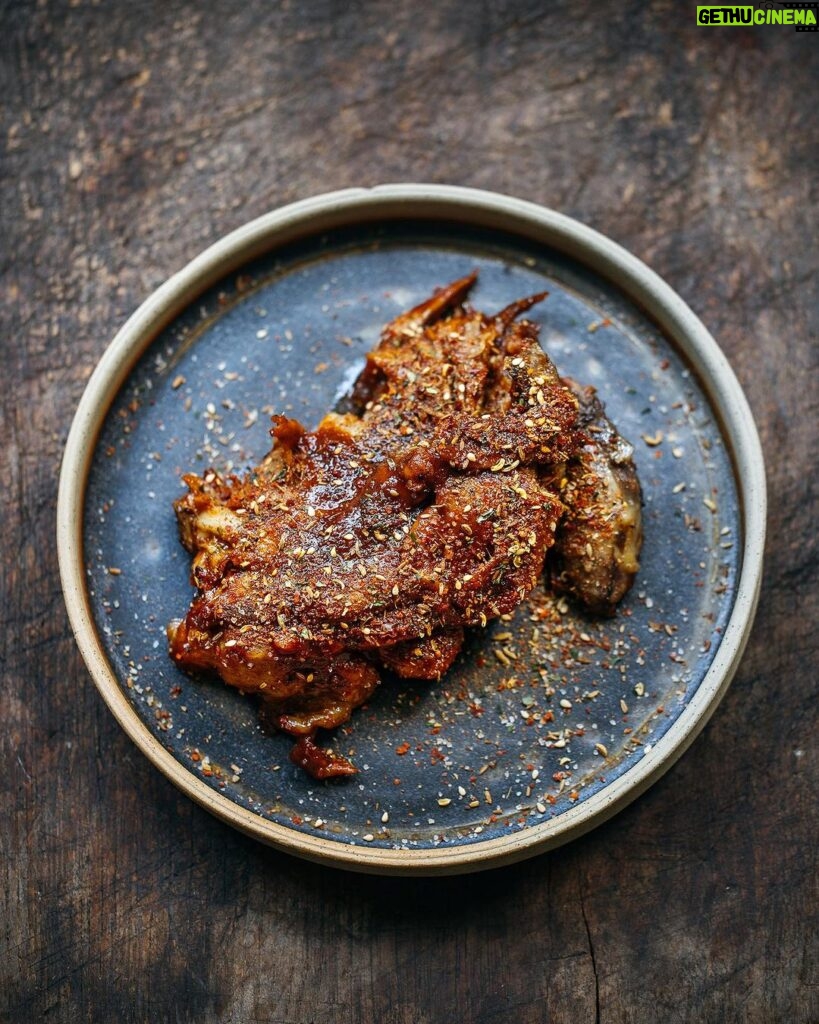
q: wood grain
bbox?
[1,1,817,1021]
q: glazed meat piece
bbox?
[548,381,642,615]
[168,274,642,778]
[169,274,582,776]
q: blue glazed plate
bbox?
[58,187,765,874]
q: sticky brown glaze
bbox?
[288,735,359,780]
[549,380,643,615]
[168,275,640,777]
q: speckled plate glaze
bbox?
[58,186,765,874]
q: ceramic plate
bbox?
[58,186,765,874]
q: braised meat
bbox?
[168,274,641,778]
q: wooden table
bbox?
[3,3,817,1021]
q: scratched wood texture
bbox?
[1,1,817,1021]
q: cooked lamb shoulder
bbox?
[168,275,641,777]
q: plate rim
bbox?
[57,184,766,875]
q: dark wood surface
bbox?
[2,2,817,1021]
